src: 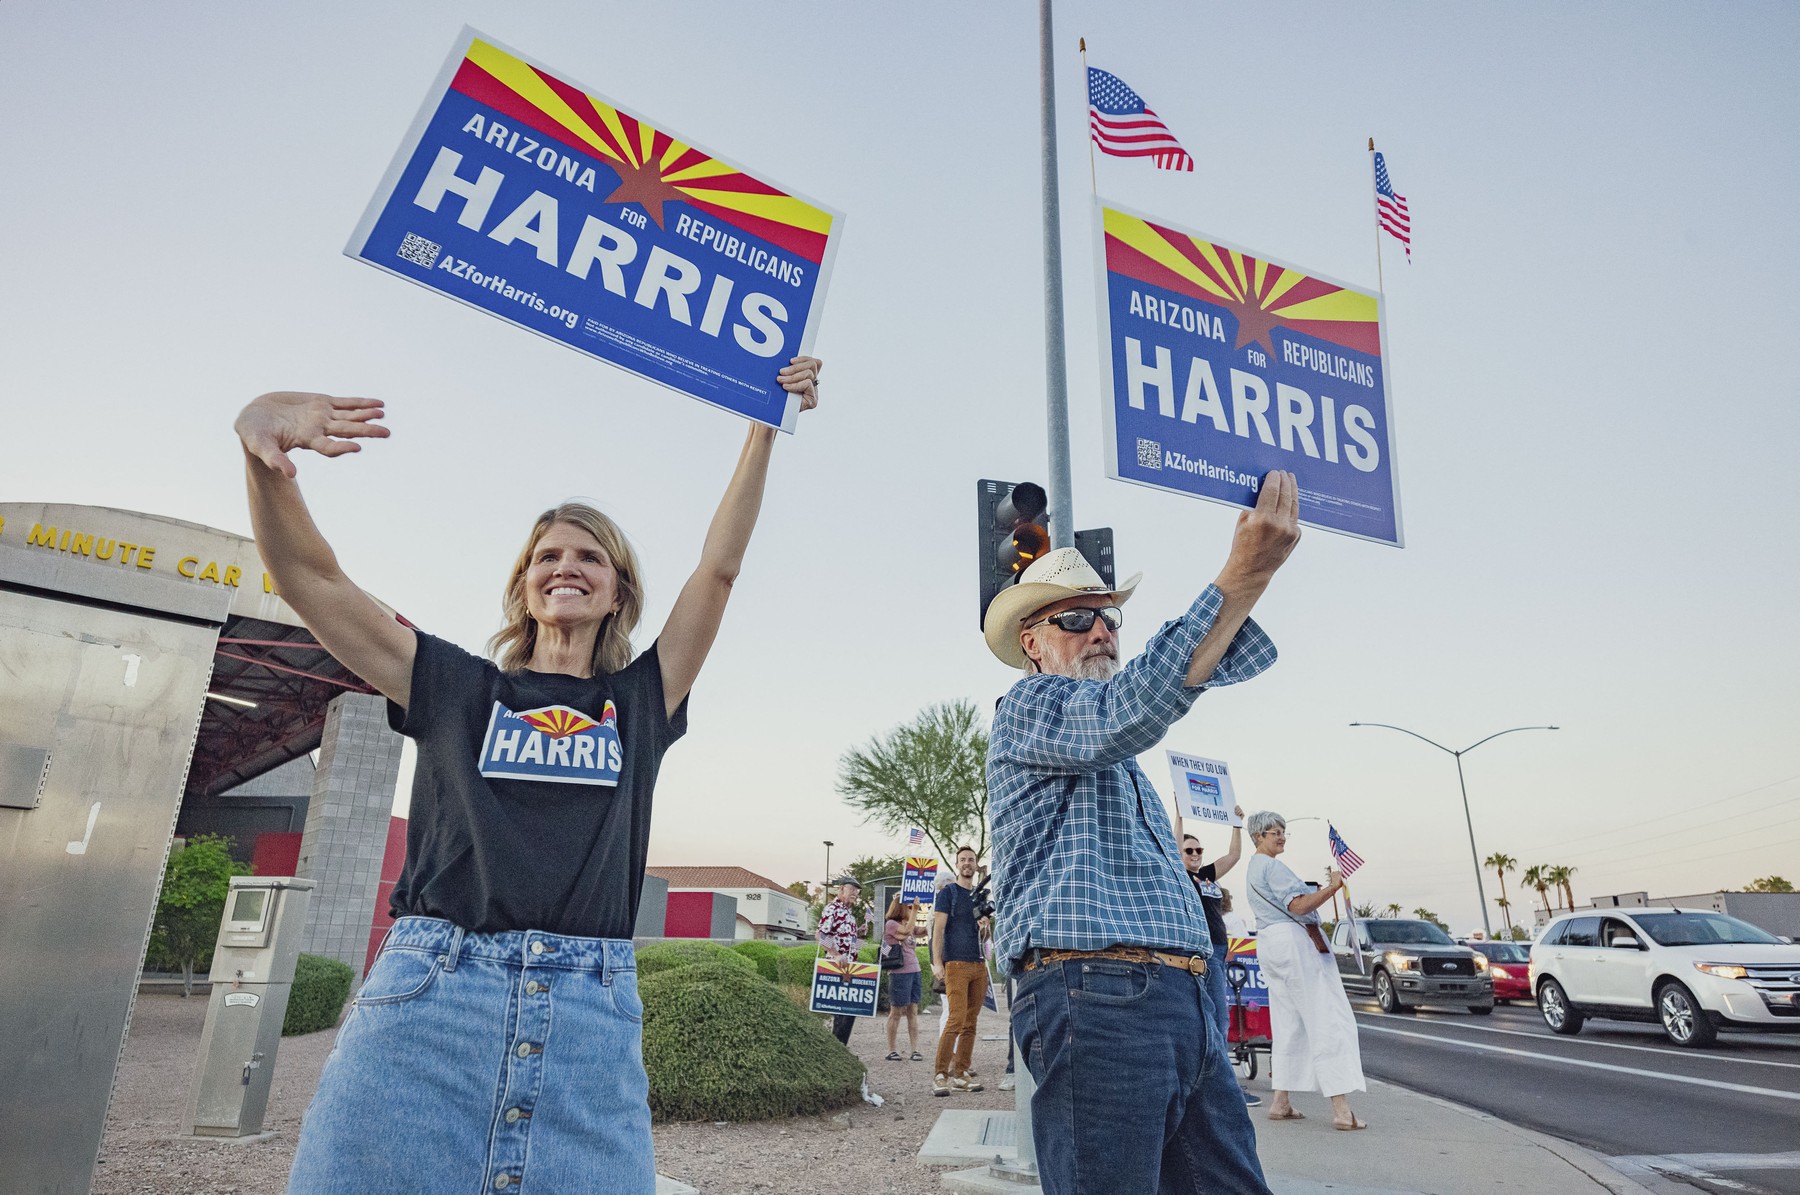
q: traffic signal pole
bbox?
[1038,0,1074,550]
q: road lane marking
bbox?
[1612,1152,1800,1173]
[1357,1022,1800,1101]
[1356,1012,1800,1071]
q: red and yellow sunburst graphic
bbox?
[817,959,878,980]
[905,856,935,871]
[450,39,833,261]
[1104,209,1379,360]
[517,706,598,739]
[1227,936,1258,958]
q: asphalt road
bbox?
[1349,997,1800,1194]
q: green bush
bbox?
[637,940,759,978]
[642,963,864,1121]
[778,943,824,988]
[282,953,354,1036]
[730,940,782,983]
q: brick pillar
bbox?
[296,692,403,975]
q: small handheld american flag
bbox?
[1088,67,1192,172]
[907,827,925,848]
[1373,151,1411,259]
[1328,824,1365,877]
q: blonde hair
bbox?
[488,502,644,676]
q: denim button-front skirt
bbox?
[288,916,653,1194]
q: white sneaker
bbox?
[952,1073,982,1093]
[933,1072,951,1097]
[999,1073,1016,1091]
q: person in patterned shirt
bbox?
[816,876,864,1045]
[982,471,1300,1195]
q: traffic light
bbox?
[976,480,1119,626]
[977,479,1049,625]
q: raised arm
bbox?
[1287,868,1344,917]
[1213,806,1246,877]
[236,392,416,706]
[657,357,819,718]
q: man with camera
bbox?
[984,472,1299,1194]
[930,845,989,1096]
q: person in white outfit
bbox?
[1244,810,1367,1130]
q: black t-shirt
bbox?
[386,631,687,938]
[934,882,983,962]
[1189,864,1227,947]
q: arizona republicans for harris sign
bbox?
[1094,202,1403,546]
[347,29,843,431]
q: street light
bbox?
[1349,722,1559,939]
[823,840,834,887]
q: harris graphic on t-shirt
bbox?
[477,701,622,786]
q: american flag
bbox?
[1373,151,1411,258]
[1328,824,1365,877]
[907,827,925,848]
[1088,68,1193,172]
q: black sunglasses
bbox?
[1182,847,1204,856]
[1027,606,1123,635]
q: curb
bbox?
[1366,1078,1656,1195]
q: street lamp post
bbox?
[822,840,834,887]
[1349,723,1559,939]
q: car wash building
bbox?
[0,502,410,1192]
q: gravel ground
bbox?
[97,989,1015,1194]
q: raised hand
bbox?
[235,391,389,478]
[778,356,821,412]
[1217,470,1301,595]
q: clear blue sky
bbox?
[4,2,1796,931]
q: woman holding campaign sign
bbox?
[1246,810,1367,1131]
[883,896,926,1061]
[235,357,820,1194]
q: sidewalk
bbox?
[932,1069,1653,1195]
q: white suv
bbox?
[1530,908,1800,1046]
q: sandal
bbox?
[910,1052,924,1061]
[1267,1108,1305,1121]
[1334,1115,1369,1131]
[884,1051,902,1061]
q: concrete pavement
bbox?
[931,1073,1652,1194]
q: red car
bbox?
[1466,941,1532,1002]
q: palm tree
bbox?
[1382,902,1402,917]
[1484,852,1517,933]
[1548,864,1578,910]
[1523,865,1553,915]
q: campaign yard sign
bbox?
[808,958,880,1017]
[347,28,843,431]
[1095,201,1403,545]
[1225,936,1269,1010]
[901,856,939,903]
[1167,751,1239,826]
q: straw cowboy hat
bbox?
[982,547,1141,669]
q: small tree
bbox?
[152,835,250,995]
[837,701,989,864]
[1352,902,1378,919]
[1746,875,1795,893]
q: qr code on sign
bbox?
[1136,438,1162,469]
[397,233,441,269]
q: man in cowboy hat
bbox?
[985,472,1300,1195]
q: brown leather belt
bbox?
[1018,946,1206,976]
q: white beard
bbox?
[1072,654,1120,682]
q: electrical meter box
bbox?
[188,876,314,1138]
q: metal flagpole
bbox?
[1368,137,1386,294]
[1038,0,1074,550]
[1080,38,1097,193]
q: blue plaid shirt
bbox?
[987,586,1277,975]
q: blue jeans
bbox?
[1205,939,1231,1046]
[1011,956,1270,1195]
[289,917,653,1194]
